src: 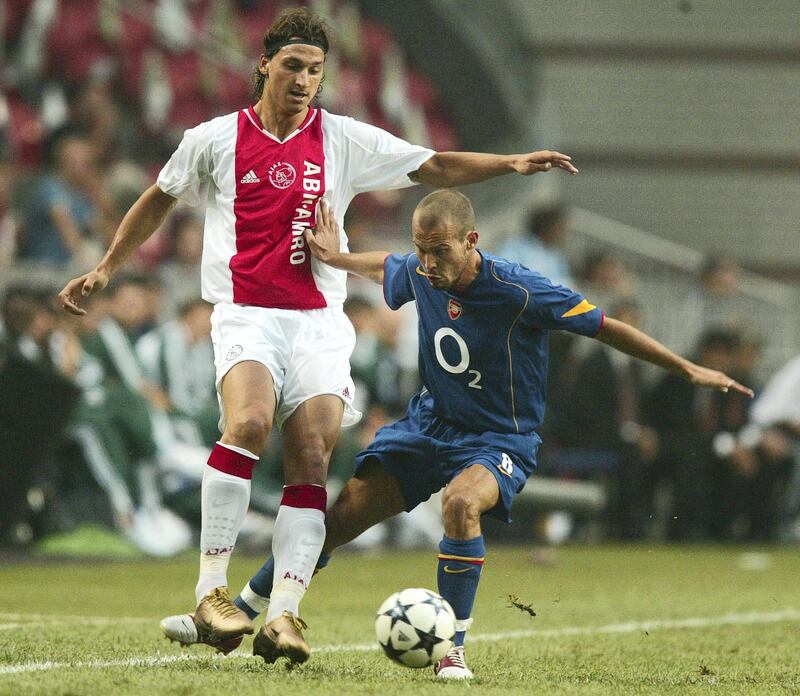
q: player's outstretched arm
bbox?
[596,316,754,397]
[411,150,578,187]
[304,200,387,284]
[58,185,177,315]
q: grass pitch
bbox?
[1,545,798,695]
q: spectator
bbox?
[63,292,192,556]
[679,256,762,356]
[372,302,414,414]
[49,78,140,167]
[0,161,17,267]
[80,274,210,483]
[577,250,635,308]
[564,300,659,539]
[344,295,381,415]
[344,295,407,415]
[704,333,765,539]
[695,256,745,329]
[644,329,747,540]
[101,160,153,250]
[496,202,574,287]
[158,212,204,318]
[0,286,58,368]
[737,354,800,541]
[136,298,218,447]
[18,135,104,267]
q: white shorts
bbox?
[210,303,361,431]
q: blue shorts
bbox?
[353,392,540,523]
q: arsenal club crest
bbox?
[447,299,462,320]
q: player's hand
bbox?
[685,363,754,397]
[511,151,578,176]
[305,199,342,264]
[58,268,110,316]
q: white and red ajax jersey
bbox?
[156,107,434,309]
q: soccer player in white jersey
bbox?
[59,7,578,664]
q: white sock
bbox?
[266,505,325,621]
[195,465,251,603]
[239,583,270,616]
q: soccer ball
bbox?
[374,588,456,668]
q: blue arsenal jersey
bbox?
[383,250,604,435]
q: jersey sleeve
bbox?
[382,253,415,310]
[521,273,604,337]
[342,118,435,195]
[156,121,215,206]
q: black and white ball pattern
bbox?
[374,588,456,668]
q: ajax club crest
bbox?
[447,299,462,320]
[268,162,296,189]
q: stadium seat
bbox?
[119,11,157,97]
[47,0,112,81]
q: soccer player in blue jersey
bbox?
[162,191,752,676]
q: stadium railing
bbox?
[565,207,800,382]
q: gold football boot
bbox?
[159,612,244,654]
[252,611,310,664]
[193,587,254,642]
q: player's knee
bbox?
[442,490,481,531]
[224,410,270,452]
[291,437,329,480]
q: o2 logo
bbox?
[433,328,482,389]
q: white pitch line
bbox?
[0,612,151,625]
[0,655,198,675]
[467,608,800,642]
[1,608,798,676]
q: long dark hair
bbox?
[251,7,333,102]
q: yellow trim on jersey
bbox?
[561,298,596,318]
[489,262,529,434]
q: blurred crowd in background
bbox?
[2,0,799,555]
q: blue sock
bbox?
[233,553,332,619]
[437,535,485,647]
[233,556,274,618]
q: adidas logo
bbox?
[240,169,260,184]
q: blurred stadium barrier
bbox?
[517,476,606,513]
[566,207,800,381]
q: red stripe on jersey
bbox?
[231,108,327,309]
